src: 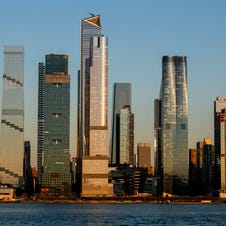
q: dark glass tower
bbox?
[159,56,188,195]
[111,83,131,165]
[37,62,45,190]
[40,54,71,195]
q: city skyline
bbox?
[1,1,226,167]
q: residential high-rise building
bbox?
[214,96,226,192]
[137,143,151,168]
[158,56,188,195]
[216,108,226,198]
[111,83,132,165]
[41,54,71,195]
[37,62,45,190]
[0,46,24,188]
[116,106,134,166]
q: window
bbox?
[52,139,62,144]
[181,123,186,130]
[52,113,62,119]
[53,83,62,88]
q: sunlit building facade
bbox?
[0,46,24,188]
[216,108,226,198]
[111,83,131,165]
[41,54,71,195]
[81,35,113,197]
[77,14,102,158]
[137,143,151,168]
[160,56,188,195]
[214,96,226,193]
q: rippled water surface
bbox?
[0,203,226,225]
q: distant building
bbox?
[37,62,45,190]
[0,46,24,188]
[216,108,226,198]
[137,143,151,168]
[214,96,226,193]
[111,83,132,165]
[77,14,102,196]
[154,99,162,178]
[116,106,134,166]
[189,138,216,196]
[78,15,113,197]
[157,56,188,195]
[24,141,33,195]
[41,54,71,196]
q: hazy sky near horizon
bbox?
[1,0,226,166]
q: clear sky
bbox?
[1,0,226,167]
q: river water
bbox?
[0,203,226,225]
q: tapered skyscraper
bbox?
[0,46,24,188]
[111,83,131,165]
[159,56,188,195]
[77,14,102,158]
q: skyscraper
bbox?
[0,46,24,188]
[214,96,226,192]
[216,108,226,198]
[116,106,134,165]
[111,83,132,165]
[37,62,45,190]
[40,54,71,195]
[159,56,188,195]
[77,14,102,159]
[80,30,112,197]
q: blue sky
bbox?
[1,0,226,166]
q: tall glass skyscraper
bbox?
[111,83,131,165]
[85,36,108,157]
[37,62,45,190]
[159,56,188,195]
[0,46,24,188]
[77,14,102,159]
[40,54,71,195]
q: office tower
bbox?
[0,46,24,188]
[216,109,226,198]
[137,143,151,168]
[82,35,113,197]
[41,54,71,195]
[116,106,134,165]
[77,14,102,159]
[159,56,188,195]
[37,62,45,190]
[111,83,132,165]
[214,96,226,192]
[154,99,162,177]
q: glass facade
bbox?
[78,15,102,159]
[37,62,45,189]
[41,54,71,195]
[87,36,108,157]
[0,46,24,188]
[118,106,134,165]
[160,56,188,195]
[111,83,131,165]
